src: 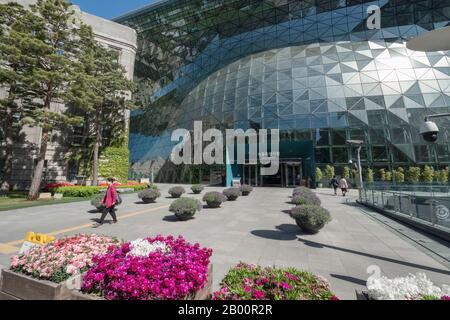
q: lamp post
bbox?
[347,140,364,199]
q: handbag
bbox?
[116,193,123,205]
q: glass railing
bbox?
[360,183,450,237]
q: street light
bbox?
[347,140,364,199]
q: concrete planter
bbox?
[71,264,213,300]
[0,269,76,300]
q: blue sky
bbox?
[70,0,158,19]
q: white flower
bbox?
[367,272,444,300]
[127,239,171,257]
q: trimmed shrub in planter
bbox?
[203,191,227,208]
[81,235,213,300]
[290,205,331,234]
[169,197,202,220]
[191,184,204,194]
[292,187,321,206]
[213,262,338,300]
[138,188,161,203]
[91,194,105,211]
[223,187,241,201]
[168,186,186,198]
[240,184,253,196]
[291,193,321,206]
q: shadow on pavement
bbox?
[298,238,450,276]
[251,224,302,241]
[330,274,367,286]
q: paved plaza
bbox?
[0,184,449,299]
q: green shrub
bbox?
[366,168,374,184]
[436,168,449,184]
[240,185,253,196]
[379,169,386,182]
[203,191,227,208]
[53,186,101,198]
[343,166,350,180]
[407,167,421,184]
[315,168,323,183]
[138,188,161,203]
[191,184,204,194]
[292,186,314,198]
[385,170,392,182]
[393,167,405,184]
[291,193,321,206]
[168,186,186,198]
[169,197,202,220]
[290,205,332,234]
[90,193,105,211]
[422,165,434,184]
[325,165,335,181]
[223,188,241,201]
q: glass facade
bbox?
[115,0,450,184]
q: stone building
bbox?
[0,0,137,189]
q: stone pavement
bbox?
[0,184,449,300]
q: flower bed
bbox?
[10,234,121,283]
[81,235,213,300]
[365,272,450,300]
[213,263,338,300]
[42,182,74,192]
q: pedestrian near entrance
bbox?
[340,177,349,197]
[93,177,119,228]
[329,176,339,195]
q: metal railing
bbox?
[360,183,450,238]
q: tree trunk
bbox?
[0,105,14,193]
[27,127,49,200]
[92,116,102,186]
[28,96,51,201]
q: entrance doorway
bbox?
[281,162,302,187]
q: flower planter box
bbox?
[70,263,213,300]
[0,269,76,300]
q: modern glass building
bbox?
[116,0,450,187]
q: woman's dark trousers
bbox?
[99,206,117,224]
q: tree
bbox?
[343,166,350,180]
[378,168,386,182]
[69,25,135,186]
[385,170,392,182]
[436,168,449,184]
[1,0,83,200]
[315,167,323,184]
[0,3,34,192]
[407,167,421,184]
[422,165,434,184]
[366,168,374,184]
[325,165,335,181]
[393,167,405,184]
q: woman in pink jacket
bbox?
[93,177,118,228]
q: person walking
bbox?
[340,176,349,197]
[93,177,118,228]
[330,176,339,195]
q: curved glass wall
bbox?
[116,0,450,183]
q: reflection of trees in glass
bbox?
[130,91,182,136]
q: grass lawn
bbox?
[0,192,88,211]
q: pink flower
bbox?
[253,290,266,299]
